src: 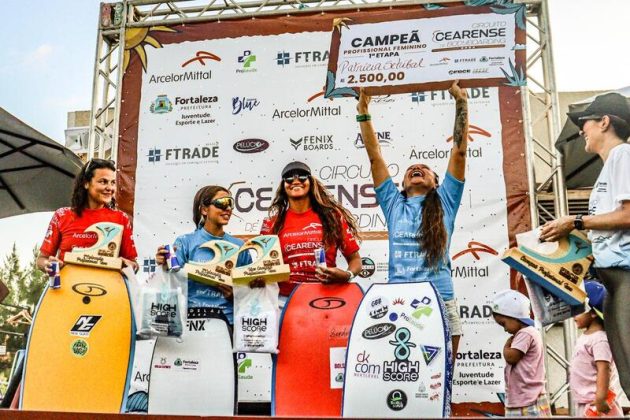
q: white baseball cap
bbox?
[491,289,535,327]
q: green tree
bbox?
[0,244,47,381]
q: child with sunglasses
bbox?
[260,161,362,300]
[156,185,251,324]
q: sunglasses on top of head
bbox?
[283,173,310,184]
[208,196,234,210]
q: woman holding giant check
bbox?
[356,80,469,357]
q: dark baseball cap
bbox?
[281,161,311,177]
[567,92,630,131]
[584,280,606,320]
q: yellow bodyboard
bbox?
[21,264,133,412]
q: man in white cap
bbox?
[492,289,550,417]
[539,92,630,398]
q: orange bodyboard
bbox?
[21,264,133,412]
[273,282,363,416]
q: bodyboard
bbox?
[273,282,363,416]
[148,307,235,415]
[125,338,156,413]
[21,264,134,412]
[342,282,451,418]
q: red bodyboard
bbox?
[273,282,363,416]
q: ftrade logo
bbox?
[459,304,493,319]
[150,95,173,114]
[289,135,334,151]
[411,87,491,103]
[355,131,392,149]
[452,241,498,261]
[181,51,222,67]
[237,50,257,73]
[232,97,260,115]
[276,50,329,67]
[146,144,219,165]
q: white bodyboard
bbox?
[126,338,155,413]
[148,307,235,415]
[343,282,452,418]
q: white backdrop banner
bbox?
[122,7,528,406]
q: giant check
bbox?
[325,5,526,97]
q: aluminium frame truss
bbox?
[88,0,573,413]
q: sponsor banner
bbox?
[236,352,273,402]
[326,5,524,96]
[330,347,347,389]
[124,9,526,406]
[343,283,450,417]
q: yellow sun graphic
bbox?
[124,26,177,72]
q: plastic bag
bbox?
[233,283,279,353]
[137,269,188,339]
[524,277,583,326]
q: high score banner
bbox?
[118,5,530,407]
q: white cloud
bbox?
[23,43,55,67]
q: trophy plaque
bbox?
[231,235,290,285]
[183,240,240,287]
[502,230,592,306]
[64,222,124,270]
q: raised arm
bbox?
[446,80,469,181]
[357,89,390,188]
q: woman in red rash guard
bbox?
[260,161,362,300]
[37,158,138,274]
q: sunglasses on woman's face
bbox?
[209,196,235,210]
[283,174,310,184]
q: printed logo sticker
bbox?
[71,339,89,357]
[410,296,433,318]
[309,297,346,310]
[387,389,407,411]
[421,345,441,366]
[362,323,396,340]
[367,296,389,319]
[70,315,102,337]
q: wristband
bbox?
[345,269,356,280]
[356,114,371,122]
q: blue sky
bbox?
[1,0,630,266]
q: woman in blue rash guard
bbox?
[156,185,251,324]
[356,80,469,358]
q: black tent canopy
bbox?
[555,87,630,189]
[0,107,83,219]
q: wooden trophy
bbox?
[502,230,592,306]
[231,235,290,285]
[183,240,240,287]
[64,222,124,270]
